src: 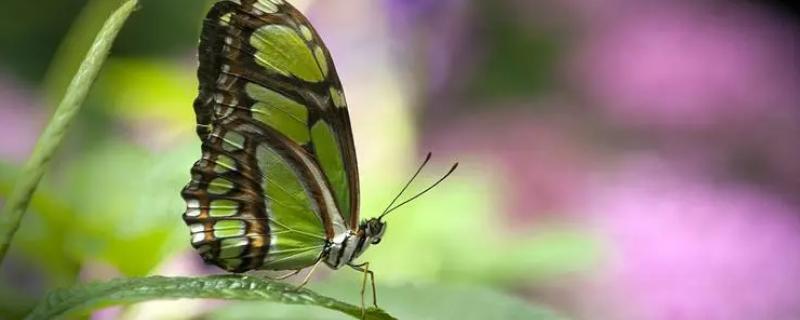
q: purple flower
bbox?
[422,109,597,222]
[569,2,800,132]
[385,0,460,26]
[581,156,800,319]
[565,1,800,197]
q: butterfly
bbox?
[181,0,456,310]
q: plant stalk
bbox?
[0,0,139,264]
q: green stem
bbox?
[0,0,139,264]
[43,0,132,107]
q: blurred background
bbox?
[1,0,799,319]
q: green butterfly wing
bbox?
[182,0,360,272]
[183,119,329,272]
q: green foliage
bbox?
[55,141,191,276]
[0,0,87,82]
[0,284,37,319]
[358,169,600,285]
[93,58,197,127]
[6,140,196,282]
[26,275,395,320]
[467,1,564,102]
[0,0,140,265]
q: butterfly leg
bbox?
[273,269,302,280]
[294,258,323,290]
[349,262,377,309]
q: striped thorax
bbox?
[325,218,386,269]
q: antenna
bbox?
[379,152,432,217]
[379,162,459,220]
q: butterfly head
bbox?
[361,218,387,245]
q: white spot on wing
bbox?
[192,233,206,244]
[190,223,205,234]
[187,199,201,209]
[185,208,201,217]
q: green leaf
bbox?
[25,275,396,320]
[358,283,563,320]
[0,0,140,264]
[213,281,565,320]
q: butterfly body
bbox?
[181,0,377,274]
[325,219,386,269]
